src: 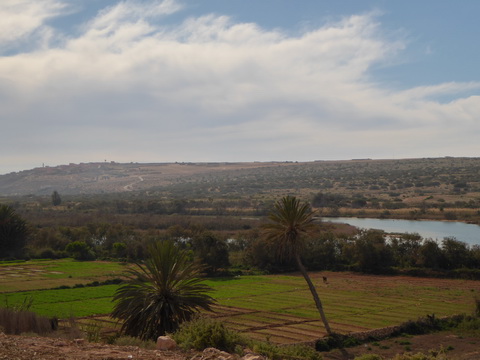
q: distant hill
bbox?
[0,161,294,196]
[1,158,479,200]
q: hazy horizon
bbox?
[4,155,480,176]
[1,0,479,174]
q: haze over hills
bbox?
[1,157,480,201]
[0,161,296,196]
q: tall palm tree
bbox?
[111,240,215,340]
[262,196,332,336]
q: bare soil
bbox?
[323,332,480,360]
[0,332,189,360]
[1,331,480,360]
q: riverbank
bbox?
[319,207,480,225]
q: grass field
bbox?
[1,260,480,344]
[0,259,129,292]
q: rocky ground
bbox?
[0,333,187,360]
[0,333,267,360]
[1,331,480,360]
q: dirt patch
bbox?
[1,331,480,360]
[0,332,188,360]
[323,332,480,360]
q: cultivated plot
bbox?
[2,261,479,344]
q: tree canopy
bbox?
[0,204,28,259]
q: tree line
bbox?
[2,203,479,278]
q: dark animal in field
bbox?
[323,276,328,284]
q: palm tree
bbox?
[262,196,332,336]
[111,240,215,340]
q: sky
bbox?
[1,0,479,174]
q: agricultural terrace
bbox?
[0,259,129,293]
[1,260,480,344]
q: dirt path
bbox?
[0,332,187,360]
[123,175,144,191]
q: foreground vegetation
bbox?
[1,158,479,358]
[112,241,215,339]
[2,299,480,360]
[1,258,479,344]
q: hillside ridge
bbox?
[1,157,479,197]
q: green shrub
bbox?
[315,334,360,351]
[251,341,322,360]
[174,317,322,360]
[455,315,480,336]
[80,320,102,343]
[173,317,246,352]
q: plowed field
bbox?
[207,272,480,344]
[2,260,480,346]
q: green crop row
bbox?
[0,285,119,317]
[1,266,479,336]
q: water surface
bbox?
[323,217,480,246]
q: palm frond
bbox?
[112,240,215,340]
[262,196,317,259]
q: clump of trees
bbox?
[2,187,479,281]
[247,228,480,277]
[0,204,28,259]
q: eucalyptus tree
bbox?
[112,240,215,340]
[51,190,61,206]
[262,196,332,335]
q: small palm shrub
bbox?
[111,240,215,341]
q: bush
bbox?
[315,333,360,351]
[173,316,322,359]
[455,315,480,335]
[251,341,322,360]
[65,241,95,261]
[173,317,246,352]
[0,307,54,335]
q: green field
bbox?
[0,259,129,292]
[1,260,480,344]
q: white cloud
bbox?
[0,0,478,173]
[0,0,67,46]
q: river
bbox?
[323,217,480,246]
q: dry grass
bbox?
[0,307,54,335]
